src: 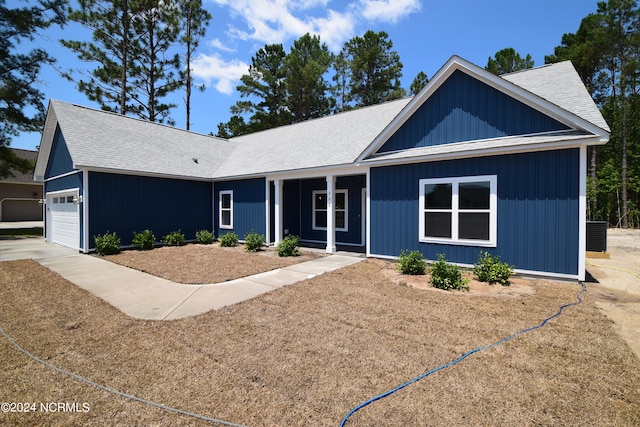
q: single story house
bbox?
[1,148,43,221]
[35,56,609,281]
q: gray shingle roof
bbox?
[36,56,608,182]
[38,101,233,180]
[501,61,610,133]
[36,98,410,180]
[1,148,40,183]
[217,98,411,178]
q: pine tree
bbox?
[339,30,406,108]
[0,0,66,176]
[486,48,534,75]
[285,33,334,122]
[178,0,211,130]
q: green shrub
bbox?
[277,235,301,257]
[94,231,121,255]
[397,249,427,275]
[244,231,265,252]
[473,251,514,286]
[430,254,469,291]
[219,232,238,247]
[162,230,185,246]
[195,229,215,245]
[132,229,155,250]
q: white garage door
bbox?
[47,191,80,250]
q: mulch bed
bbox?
[102,243,323,284]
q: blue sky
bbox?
[12,0,600,151]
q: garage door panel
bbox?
[47,191,80,250]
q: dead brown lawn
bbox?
[103,243,322,283]
[1,254,639,426]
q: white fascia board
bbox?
[34,101,58,181]
[76,165,212,182]
[246,164,371,182]
[361,137,603,169]
[357,56,608,162]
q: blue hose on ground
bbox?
[339,281,587,427]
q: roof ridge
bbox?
[500,60,572,78]
[230,97,413,141]
[50,99,228,142]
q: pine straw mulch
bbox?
[1,258,639,426]
[102,243,324,284]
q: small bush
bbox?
[473,251,514,286]
[244,231,265,252]
[195,229,215,245]
[397,249,427,275]
[219,232,238,247]
[162,230,185,246]
[430,254,469,291]
[94,231,121,255]
[132,229,155,250]
[277,235,301,257]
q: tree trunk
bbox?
[185,18,192,130]
[120,0,128,115]
[621,100,628,228]
[590,146,597,220]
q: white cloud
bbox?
[191,54,249,94]
[358,0,421,23]
[209,38,236,52]
[311,9,357,51]
[209,0,356,50]
[199,0,422,93]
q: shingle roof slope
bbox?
[1,148,39,183]
[501,61,610,133]
[42,98,410,180]
[47,100,233,179]
[217,98,411,178]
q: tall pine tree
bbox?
[0,0,66,176]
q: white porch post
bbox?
[274,179,283,245]
[326,175,336,254]
[578,145,587,282]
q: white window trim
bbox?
[219,190,233,229]
[419,175,497,247]
[312,189,348,232]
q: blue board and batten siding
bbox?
[369,149,580,276]
[44,126,85,249]
[214,178,266,239]
[45,125,75,178]
[89,172,212,247]
[379,70,569,153]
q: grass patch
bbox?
[0,227,43,237]
[0,258,638,426]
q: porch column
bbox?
[274,179,283,244]
[326,175,336,254]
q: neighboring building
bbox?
[34,56,609,281]
[0,148,43,221]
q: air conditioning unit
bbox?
[586,221,607,252]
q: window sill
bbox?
[419,237,496,247]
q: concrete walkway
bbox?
[0,238,363,320]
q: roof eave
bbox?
[362,134,608,168]
[34,100,58,181]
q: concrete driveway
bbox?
[0,237,363,320]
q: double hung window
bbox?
[312,190,348,231]
[419,175,496,246]
[219,190,233,229]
